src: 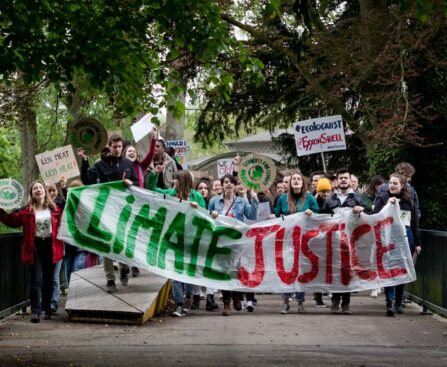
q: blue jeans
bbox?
[51,260,62,311]
[65,251,87,286]
[172,281,193,305]
[282,292,305,303]
[385,227,415,304]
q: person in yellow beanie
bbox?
[316,178,331,194]
[312,177,333,308]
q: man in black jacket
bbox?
[80,134,137,293]
[323,167,365,315]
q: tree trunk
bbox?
[15,83,38,192]
[164,91,186,141]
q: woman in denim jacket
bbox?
[209,174,258,315]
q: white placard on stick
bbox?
[131,114,155,143]
[293,115,346,157]
[165,140,190,156]
[35,145,80,185]
[217,158,235,178]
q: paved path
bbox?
[1,293,446,367]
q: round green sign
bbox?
[0,179,24,210]
[69,117,108,155]
[239,154,277,191]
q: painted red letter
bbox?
[351,224,377,281]
[238,225,280,288]
[298,229,320,283]
[275,226,300,284]
[374,217,407,279]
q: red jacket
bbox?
[0,206,64,265]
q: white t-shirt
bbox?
[35,209,52,238]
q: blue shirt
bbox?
[274,192,319,217]
[208,195,258,221]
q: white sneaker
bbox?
[280,301,290,314]
[370,289,378,298]
[173,306,186,317]
[246,301,254,312]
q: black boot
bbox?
[386,300,394,317]
[191,295,200,310]
[206,294,218,311]
[211,294,218,310]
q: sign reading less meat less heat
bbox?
[239,154,276,191]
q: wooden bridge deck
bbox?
[65,265,170,325]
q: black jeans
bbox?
[28,238,55,315]
[332,292,351,306]
[222,290,243,304]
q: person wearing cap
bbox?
[310,171,327,195]
[309,177,333,307]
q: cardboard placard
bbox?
[35,145,80,185]
[0,178,24,210]
[239,154,276,192]
[69,117,108,155]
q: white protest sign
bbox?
[131,114,155,143]
[58,182,416,293]
[35,145,80,185]
[245,201,272,224]
[293,115,346,156]
[165,140,190,156]
[217,158,234,178]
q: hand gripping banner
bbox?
[58,182,416,292]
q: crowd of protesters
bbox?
[0,129,422,322]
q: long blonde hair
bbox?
[28,181,56,210]
[287,171,307,214]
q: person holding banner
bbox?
[194,178,219,311]
[373,172,422,317]
[123,127,157,278]
[322,168,365,314]
[209,174,259,316]
[0,181,64,323]
[312,177,333,307]
[274,171,319,314]
[147,166,206,317]
[90,133,138,293]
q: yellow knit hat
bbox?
[316,178,331,193]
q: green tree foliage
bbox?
[0,0,236,117]
[0,126,21,180]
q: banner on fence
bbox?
[293,115,346,156]
[58,182,416,292]
[35,145,80,185]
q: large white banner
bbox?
[293,115,346,156]
[58,182,416,292]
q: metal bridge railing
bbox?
[406,230,447,317]
[0,233,29,318]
